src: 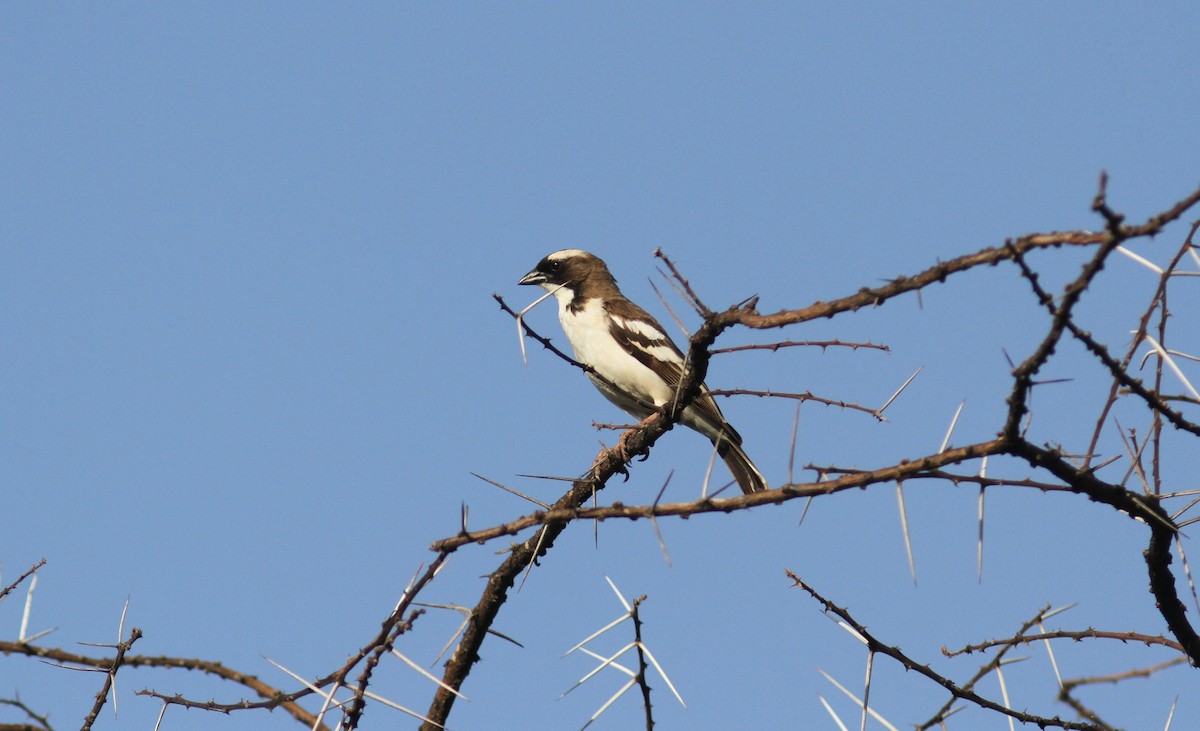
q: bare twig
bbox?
[81,627,142,731]
[0,558,46,602]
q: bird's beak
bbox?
[518,269,546,286]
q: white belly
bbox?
[559,298,677,411]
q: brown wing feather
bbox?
[605,298,742,445]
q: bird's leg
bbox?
[613,413,661,463]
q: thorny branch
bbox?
[922,604,1069,729]
[133,553,451,728]
[944,629,1185,656]
[787,572,1097,730]
[1058,656,1187,728]
[630,596,655,731]
[1,637,328,729]
[424,180,1200,727]
[1083,221,1200,468]
[419,311,717,729]
[0,696,52,731]
[7,182,1200,730]
[0,559,46,602]
[81,627,142,731]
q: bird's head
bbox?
[518,249,617,302]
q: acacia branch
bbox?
[944,629,1185,656]
[132,554,450,728]
[0,559,46,602]
[430,440,1007,552]
[425,185,1200,727]
[1083,222,1200,467]
[420,332,720,728]
[788,573,1101,730]
[708,388,883,419]
[81,628,142,731]
[42,183,1195,730]
[0,637,325,729]
[710,338,890,355]
[630,597,655,731]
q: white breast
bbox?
[557,298,678,412]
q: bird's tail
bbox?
[716,437,768,494]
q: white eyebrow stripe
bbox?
[547,248,587,261]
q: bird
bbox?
[518,249,767,494]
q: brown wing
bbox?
[606,297,742,445]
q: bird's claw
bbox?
[592,446,632,481]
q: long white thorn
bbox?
[1037,621,1064,689]
[817,694,851,731]
[563,613,631,656]
[391,648,469,700]
[1141,334,1200,402]
[604,575,632,612]
[516,284,566,365]
[362,688,445,727]
[579,677,638,731]
[859,650,874,731]
[939,400,966,453]
[1164,696,1179,731]
[818,669,900,731]
[574,645,636,677]
[153,701,168,731]
[560,642,639,697]
[637,641,686,707]
[978,455,988,583]
[877,366,923,417]
[1116,245,1164,273]
[996,663,1016,731]
[19,574,38,642]
[897,483,917,586]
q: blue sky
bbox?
[3,4,1199,730]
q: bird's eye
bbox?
[546,261,561,272]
